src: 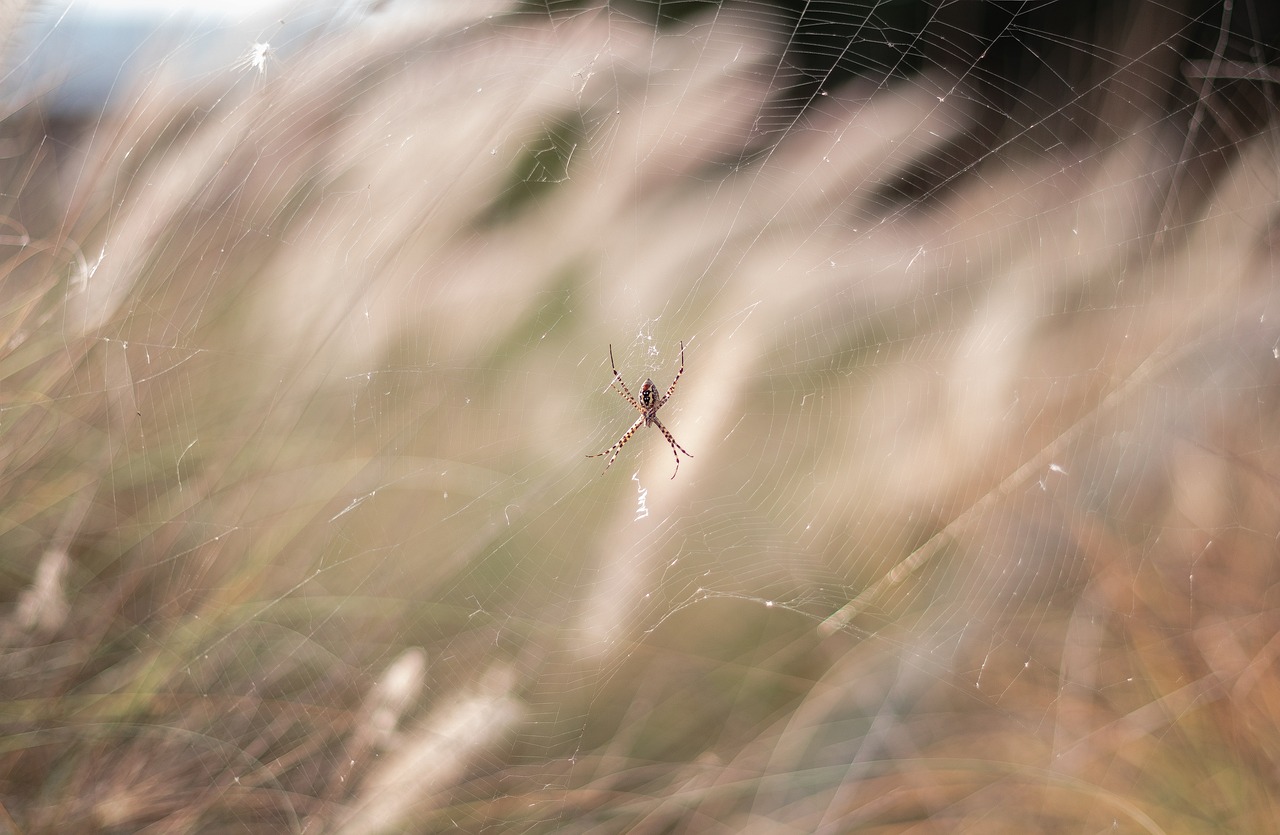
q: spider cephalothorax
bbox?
[587,342,692,479]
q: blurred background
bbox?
[2,0,1279,831]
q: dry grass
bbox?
[1,3,1278,832]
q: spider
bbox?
[587,342,693,479]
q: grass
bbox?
[2,3,1279,832]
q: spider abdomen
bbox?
[639,379,659,410]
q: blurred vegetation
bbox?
[0,1,1279,832]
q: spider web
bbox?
[2,0,1279,830]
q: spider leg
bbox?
[649,415,692,479]
[605,344,642,411]
[660,340,685,406]
[586,414,646,473]
[610,376,642,411]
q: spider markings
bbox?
[587,342,693,479]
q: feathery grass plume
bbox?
[0,0,1278,831]
[13,548,69,636]
[338,666,522,835]
[359,646,429,749]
